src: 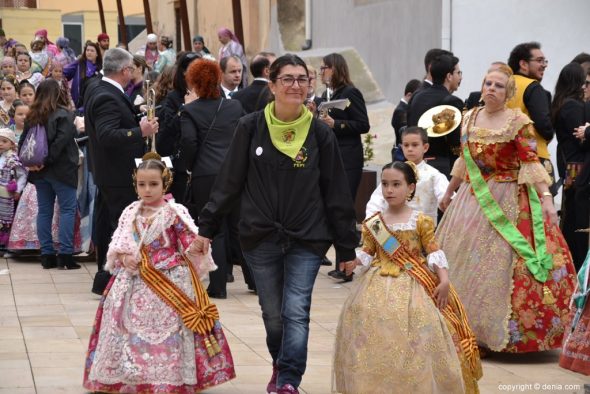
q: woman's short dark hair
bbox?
[382,161,418,200]
[185,59,221,100]
[551,62,585,123]
[508,42,541,74]
[268,53,308,83]
[322,53,352,89]
[173,52,201,93]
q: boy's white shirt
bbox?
[365,160,449,224]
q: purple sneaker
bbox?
[277,384,299,394]
[266,364,278,394]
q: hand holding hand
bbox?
[190,235,211,255]
[120,253,140,272]
[140,116,159,137]
[339,258,359,276]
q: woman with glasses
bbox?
[319,52,370,281]
[551,62,589,270]
[191,54,358,394]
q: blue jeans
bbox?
[243,240,321,388]
[35,178,77,255]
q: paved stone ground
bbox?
[0,253,588,394]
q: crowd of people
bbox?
[1,24,589,393]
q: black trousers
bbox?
[95,186,137,271]
[334,167,362,271]
[93,186,137,294]
[191,175,231,294]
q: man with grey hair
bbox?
[85,47,159,294]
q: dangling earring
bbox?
[406,193,413,202]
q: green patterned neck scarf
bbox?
[264,102,313,159]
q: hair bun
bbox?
[405,161,419,182]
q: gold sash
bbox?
[138,247,221,357]
[364,214,482,378]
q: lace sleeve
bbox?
[427,250,449,271]
[518,162,552,185]
[356,250,374,266]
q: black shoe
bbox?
[321,257,332,266]
[40,254,57,269]
[226,273,235,283]
[207,289,227,299]
[328,269,346,280]
[92,270,112,295]
[57,254,81,270]
[339,274,354,283]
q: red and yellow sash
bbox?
[364,214,482,378]
[138,247,221,357]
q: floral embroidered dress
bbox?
[333,210,482,394]
[7,182,82,252]
[83,201,235,393]
[436,107,576,353]
[560,248,590,375]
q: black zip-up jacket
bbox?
[198,110,359,262]
[21,108,79,188]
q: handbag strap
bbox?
[198,98,224,154]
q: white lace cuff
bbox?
[518,161,551,185]
[356,250,374,266]
[427,250,449,271]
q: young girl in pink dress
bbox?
[83,158,235,393]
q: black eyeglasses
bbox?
[276,76,310,87]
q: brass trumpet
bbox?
[145,79,156,121]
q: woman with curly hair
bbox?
[180,58,244,299]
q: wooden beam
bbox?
[116,0,127,46]
[97,0,107,34]
[178,0,191,51]
[232,0,244,48]
[143,0,153,34]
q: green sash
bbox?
[462,140,553,286]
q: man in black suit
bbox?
[220,55,243,98]
[232,51,276,113]
[407,54,464,177]
[391,79,421,140]
[84,48,159,294]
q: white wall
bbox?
[450,0,590,202]
[451,0,590,101]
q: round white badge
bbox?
[256,147,263,156]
